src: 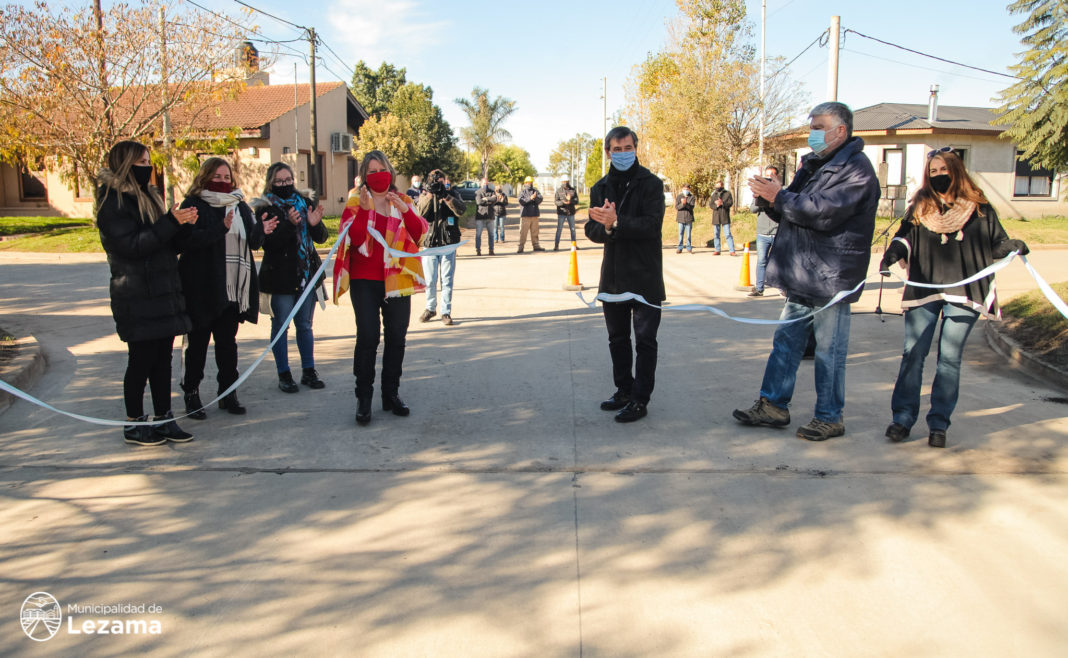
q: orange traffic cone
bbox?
[564,241,583,290]
[735,242,754,291]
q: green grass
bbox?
[0,216,93,236]
[1001,281,1068,370]
[0,226,102,252]
[999,217,1068,245]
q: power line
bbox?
[316,37,354,80]
[231,0,306,32]
[843,28,1020,80]
[767,29,828,80]
[842,48,1011,85]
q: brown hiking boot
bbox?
[732,397,790,427]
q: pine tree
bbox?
[996,0,1068,177]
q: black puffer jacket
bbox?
[95,171,192,343]
[251,194,328,294]
[555,184,578,215]
[175,194,264,328]
[584,162,666,302]
[518,185,542,217]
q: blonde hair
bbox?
[100,140,166,223]
[358,150,397,190]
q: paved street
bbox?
[2,217,1068,656]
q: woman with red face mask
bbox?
[176,157,277,420]
[879,148,1028,448]
[334,150,428,425]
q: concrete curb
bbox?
[0,334,46,414]
[984,320,1068,393]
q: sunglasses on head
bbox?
[927,146,954,159]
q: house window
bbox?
[19,166,47,201]
[883,148,904,185]
[1014,151,1054,197]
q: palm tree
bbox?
[455,87,518,180]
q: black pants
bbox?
[351,280,411,399]
[182,304,240,393]
[125,336,175,418]
[603,300,662,404]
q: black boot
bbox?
[356,396,372,425]
[218,391,247,415]
[382,393,410,417]
[182,384,206,420]
[301,368,326,389]
[152,411,194,443]
[278,371,299,393]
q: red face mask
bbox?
[206,180,232,194]
[366,171,392,194]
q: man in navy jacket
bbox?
[733,102,880,441]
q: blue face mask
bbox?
[808,129,828,154]
[610,151,636,171]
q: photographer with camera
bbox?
[748,166,780,296]
[417,168,466,326]
[553,175,578,251]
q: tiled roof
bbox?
[179,81,347,131]
[852,103,1007,132]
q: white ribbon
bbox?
[0,220,353,427]
[366,225,466,258]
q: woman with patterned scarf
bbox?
[879,148,1029,448]
[333,150,428,425]
[176,157,277,420]
[252,163,329,394]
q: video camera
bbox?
[427,171,448,196]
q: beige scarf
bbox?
[914,198,976,244]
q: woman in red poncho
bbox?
[334,150,428,426]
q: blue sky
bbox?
[77,0,1025,172]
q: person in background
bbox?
[96,140,197,446]
[585,126,666,423]
[709,179,735,256]
[494,184,509,242]
[252,163,328,394]
[748,165,780,296]
[335,150,428,426]
[406,175,422,199]
[474,176,496,256]
[176,157,276,419]
[675,183,695,254]
[733,101,880,442]
[879,148,1028,448]
[418,168,466,326]
[554,175,578,251]
[517,176,545,253]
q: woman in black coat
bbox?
[250,162,328,394]
[176,157,277,419]
[96,140,199,446]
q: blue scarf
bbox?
[266,191,313,289]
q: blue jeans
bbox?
[760,299,852,423]
[754,234,774,291]
[891,301,979,432]
[555,214,576,249]
[423,251,456,315]
[713,224,735,252]
[495,215,506,241]
[677,223,692,250]
[270,291,316,375]
[475,219,495,253]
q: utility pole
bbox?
[93,0,112,138]
[159,6,173,207]
[827,15,840,102]
[293,63,299,157]
[307,27,320,196]
[759,0,766,170]
[602,76,607,176]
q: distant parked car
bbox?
[452,180,481,201]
